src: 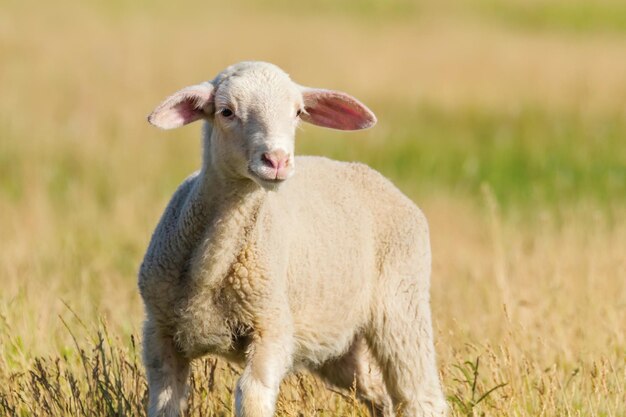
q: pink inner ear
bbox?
[301,90,376,131]
[148,84,214,130]
[173,101,205,124]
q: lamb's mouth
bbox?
[247,168,288,189]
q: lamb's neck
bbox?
[197,122,266,221]
[188,172,266,286]
[197,170,266,225]
[190,134,267,282]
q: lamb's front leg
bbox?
[143,319,190,417]
[235,331,294,417]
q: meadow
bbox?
[0,0,624,415]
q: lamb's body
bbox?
[139,62,446,417]
[141,156,427,360]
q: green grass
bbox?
[3,103,623,213]
[301,104,626,209]
[92,0,626,32]
[476,0,626,33]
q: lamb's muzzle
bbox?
[249,148,292,183]
[261,150,290,178]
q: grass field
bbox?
[1,0,624,416]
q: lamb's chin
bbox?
[247,168,289,191]
[250,175,286,192]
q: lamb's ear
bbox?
[147,82,214,129]
[299,87,377,131]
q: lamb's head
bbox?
[147,61,376,190]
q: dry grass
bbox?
[1,1,624,416]
[2,198,623,416]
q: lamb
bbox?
[138,61,447,417]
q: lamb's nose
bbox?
[262,150,289,171]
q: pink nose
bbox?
[261,150,290,178]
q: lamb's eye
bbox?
[296,109,302,118]
[220,108,234,118]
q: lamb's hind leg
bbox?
[143,319,190,417]
[367,273,447,417]
[315,337,394,417]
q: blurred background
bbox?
[1,0,624,415]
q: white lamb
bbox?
[139,61,447,417]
